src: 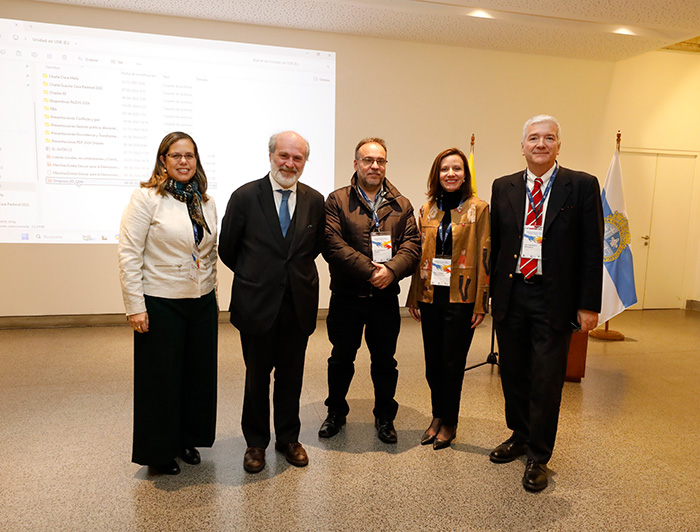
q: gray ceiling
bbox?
[36,0,700,61]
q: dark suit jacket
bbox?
[218,175,325,336]
[490,166,604,331]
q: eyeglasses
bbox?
[357,157,387,167]
[166,153,196,161]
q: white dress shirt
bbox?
[516,162,557,276]
[269,174,297,221]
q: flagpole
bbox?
[467,133,478,196]
[589,130,625,341]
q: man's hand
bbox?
[577,309,598,333]
[369,262,395,289]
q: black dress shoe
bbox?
[489,439,527,463]
[150,460,181,475]
[181,447,201,465]
[318,413,346,438]
[433,427,457,450]
[375,419,397,444]
[522,459,548,492]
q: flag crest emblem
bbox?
[603,211,631,263]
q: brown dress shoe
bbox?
[275,442,309,467]
[243,447,265,473]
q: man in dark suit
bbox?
[489,115,603,492]
[219,131,325,473]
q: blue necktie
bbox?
[279,189,291,237]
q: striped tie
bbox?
[520,177,543,279]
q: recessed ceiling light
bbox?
[468,10,493,19]
[613,28,636,36]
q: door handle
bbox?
[641,235,649,246]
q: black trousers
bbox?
[132,290,218,465]
[494,278,572,464]
[239,293,308,448]
[325,293,400,421]
[418,287,476,426]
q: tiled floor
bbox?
[1,309,699,531]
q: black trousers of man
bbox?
[494,278,572,464]
[325,293,401,421]
[240,289,308,449]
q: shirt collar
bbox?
[269,173,298,195]
[526,162,557,188]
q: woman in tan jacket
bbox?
[407,147,490,449]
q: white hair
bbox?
[522,115,561,143]
[268,131,310,160]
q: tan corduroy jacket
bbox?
[407,195,490,314]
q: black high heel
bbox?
[433,427,457,450]
[420,431,436,445]
[421,418,441,445]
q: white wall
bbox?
[7,0,698,316]
[597,50,700,304]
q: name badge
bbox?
[431,257,451,286]
[189,247,201,281]
[371,232,392,263]
[521,225,543,260]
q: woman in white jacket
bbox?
[118,132,218,475]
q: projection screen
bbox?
[0,17,336,244]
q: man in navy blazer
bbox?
[489,115,603,491]
[219,131,325,473]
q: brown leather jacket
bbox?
[323,174,420,297]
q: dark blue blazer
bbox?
[219,175,325,336]
[490,166,604,331]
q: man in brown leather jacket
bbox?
[318,137,420,444]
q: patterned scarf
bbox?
[164,178,211,235]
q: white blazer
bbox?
[118,186,218,316]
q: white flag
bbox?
[598,150,637,325]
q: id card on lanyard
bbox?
[358,185,391,263]
[371,232,392,263]
[431,197,461,286]
[521,164,557,260]
[431,257,451,286]
[521,226,543,259]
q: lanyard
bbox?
[524,163,558,222]
[192,220,202,246]
[436,197,466,255]
[357,185,383,231]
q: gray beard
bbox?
[270,166,299,188]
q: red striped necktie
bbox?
[520,177,543,279]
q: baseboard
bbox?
[0,307,415,330]
[686,300,700,312]
[0,309,338,330]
